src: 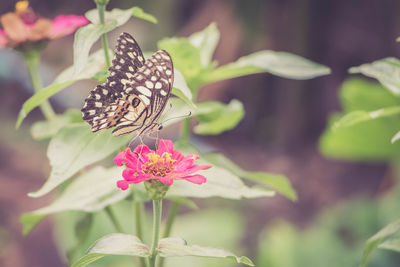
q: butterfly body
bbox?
[81,32,173,137]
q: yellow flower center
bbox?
[15,1,29,13]
[143,152,176,177]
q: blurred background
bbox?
[1,0,400,266]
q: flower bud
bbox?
[144,180,170,200]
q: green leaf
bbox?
[172,69,195,107]
[16,81,71,128]
[132,7,158,24]
[200,50,331,84]
[319,114,400,161]
[28,124,130,198]
[339,78,400,112]
[333,107,400,130]
[194,99,244,135]
[319,78,400,161]
[19,214,46,236]
[67,213,94,258]
[203,152,297,201]
[75,7,136,74]
[166,196,199,210]
[158,237,254,266]
[85,8,133,25]
[74,213,94,245]
[71,234,149,267]
[391,131,400,143]
[16,49,107,128]
[167,165,275,200]
[30,109,82,140]
[72,22,116,74]
[21,166,129,235]
[188,22,220,67]
[158,37,202,84]
[359,219,400,267]
[349,57,400,95]
[379,237,400,252]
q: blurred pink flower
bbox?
[114,139,211,190]
[0,1,88,48]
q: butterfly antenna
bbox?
[128,134,142,149]
[159,111,192,126]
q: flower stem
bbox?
[105,206,123,232]
[163,201,180,237]
[22,51,56,121]
[180,118,191,141]
[149,199,162,267]
[135,201,144,241]
[135,201,147,267]
[97,2,111,68]
[158,201,181,267]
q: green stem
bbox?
[97,3,111,68]
[149,199,162,267]
[163,201,180,237]
[23,51,56,120]
[105,206,123,232]
[180,118,191,141]
[135,202,144,242]
[158,201,181,267]
[135,201,147,267]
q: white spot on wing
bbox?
[125,111,138,121]
[136,86,152,97]
[145,81,154,89]
[140,95,150,105]
[155,82,162,89]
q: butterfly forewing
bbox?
[81,32,174,137]
[111,50,174,136]
[107,32,146,94]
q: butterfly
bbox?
[81,32,173,137]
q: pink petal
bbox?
[122,169,136,179]
[129,175,151,184]
[157,139,174,155]
[175,155,198,171]
[175,162,212,176]
[157,176,174,185]
[182,174,207,184]
[134,144,152,157]
[117,180,129,190]
[114,148,130,166]
[50,15,88,38]
[114,148,141,169]
[0,29,8,48]
[172,149,184,161]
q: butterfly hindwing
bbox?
[81,32,174,137]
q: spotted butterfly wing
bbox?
[81,32,173,137]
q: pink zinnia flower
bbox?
[0,1,88,48]
[114,139,211,190]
